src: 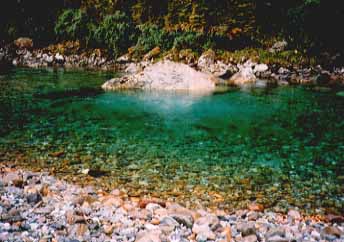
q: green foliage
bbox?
[135,24,171,53]
[219,48,315,67]
[1,0,344,62]
[54,9,137,55]
[55,9,90,41]
[134,26,216,56]
[93,11,136,56]
[132,0,168,25]
[304,0,320,5]
[188,2,206,31]
[172,31,213,51]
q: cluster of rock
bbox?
[103,49,344,92]
[10,49,116,70]
[1,167,344,242]
[185,49,344,88]
[103,49,270,91]
[2,37,344,91]
[0,38,120,71]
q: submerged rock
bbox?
[102,60,217,92]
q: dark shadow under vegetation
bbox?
[1,0,344,66]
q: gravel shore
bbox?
[1,166,343,242]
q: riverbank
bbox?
[1,40,344,89]
[1,165,343,242]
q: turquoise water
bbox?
[0,68,343,214]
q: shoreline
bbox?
[1,165,343,242]
[1,43,344,89]
[2,147,343,218]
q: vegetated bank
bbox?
[1,1,344,88]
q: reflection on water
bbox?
[0,68,343,214]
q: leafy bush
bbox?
[135,25,219,55]
[135,24,172,53]
[1,0,344,58]
[134,26,226,57]
[93,11,136,57]
[85,22,97,47]
[173,31,214,51]
[219,48,314,67]
[55,9,90,41]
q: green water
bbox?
[0,68,343,214]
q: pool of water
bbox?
[0,68,343,214]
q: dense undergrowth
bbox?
[1,1,344,66]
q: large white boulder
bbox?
[102,61,217,92]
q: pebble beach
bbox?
[1,166,343,242]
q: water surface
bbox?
[0,68,343,214]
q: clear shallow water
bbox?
[0,68,343,214]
